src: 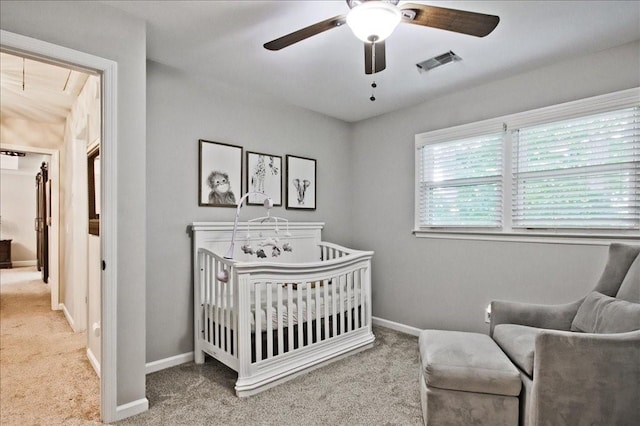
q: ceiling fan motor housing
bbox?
[346,0,402,42]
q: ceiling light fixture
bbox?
[346,1,402,43]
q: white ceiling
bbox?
[103,0,640,123]
[0,52,89,123]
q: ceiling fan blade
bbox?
[399,3,499,37]
[364,41,386,75]
[264,14,347,51]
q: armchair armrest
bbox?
[489,299,583,336]
[530,329,640,425]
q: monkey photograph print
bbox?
[286,155,316,210]
[246,151,282,206]
[199,139,243,207]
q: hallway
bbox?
[0,267,100,425]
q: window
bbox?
[417,133,503,227]
[512,107,639,230]
[415,88,640,236]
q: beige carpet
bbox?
[0,267,100,425]
[118,325,422,425]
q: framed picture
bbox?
[286,155,316,210]
[246,151,282,206]
[199,139,243,207]
[87,144,100,235]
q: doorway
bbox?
[1,30,118,421]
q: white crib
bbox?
[190,222,375,397]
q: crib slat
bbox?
[214,268,222,347]
[267,283,273,359]
[332,276,338,338]
[287,284,294,353]
[340,275,346,335]
[360,268,367,326]
[210,256,215,346]
[297,283,303,349]
[277,284,284,356]
[354,269,360,330]
[255,283,262,362]
[225,279,231,352]
[347,272,352,333]
[200,255,211,342]
[220,280,226,350]
[316,281,323,342]
[324,279,330,340]
[307,283,313,345]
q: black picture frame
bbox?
[286,155,316,210]
[199,139,243,207]
[246,151,283,206]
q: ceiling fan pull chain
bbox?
[369,39,376,101]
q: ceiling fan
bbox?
[264,0,500,75]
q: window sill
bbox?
[413,229,640,246]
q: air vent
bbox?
[416,51,462,73]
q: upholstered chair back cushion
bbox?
[593,244,640,297]
[571,291,640,333]
[616,253,640,303]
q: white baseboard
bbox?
[115,398,149,421]
[12,260,37,267]
[145,351,194,375]
[60,303,79,332]
[87,347,101,378]
[373,316,422,337]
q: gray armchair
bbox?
[490,243,640,426]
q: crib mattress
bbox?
[203,287,361,332]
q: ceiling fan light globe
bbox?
[346,1,401,43]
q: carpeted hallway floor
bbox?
[0,266,100,425]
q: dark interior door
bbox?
[35,162,49,283]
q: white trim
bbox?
[145,352,194,375]
[0,30,120,424]
[415,88,640,147]
[11,260,37,267]
[372,316,421,337]
[87,347,101,378]
[115,398,149,421]
[60,303,79,332]
[100,46,119,426]
[413,230,640,245]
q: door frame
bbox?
[0,29,119,423]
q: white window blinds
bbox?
[512,107,640,229]
[418,133,503,227]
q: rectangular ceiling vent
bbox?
[416,51,462,73]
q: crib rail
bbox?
[194,243,374,383]
[195,248,239,369]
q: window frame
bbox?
[414,87,640,242]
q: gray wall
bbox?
[146,61,352,362]
[0,0,147,408]
[350,41,640,333]
[0,154,49,262]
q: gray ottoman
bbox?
[419,330,521,426]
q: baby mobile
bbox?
[241,213,293,259]
[218,191,293,282]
